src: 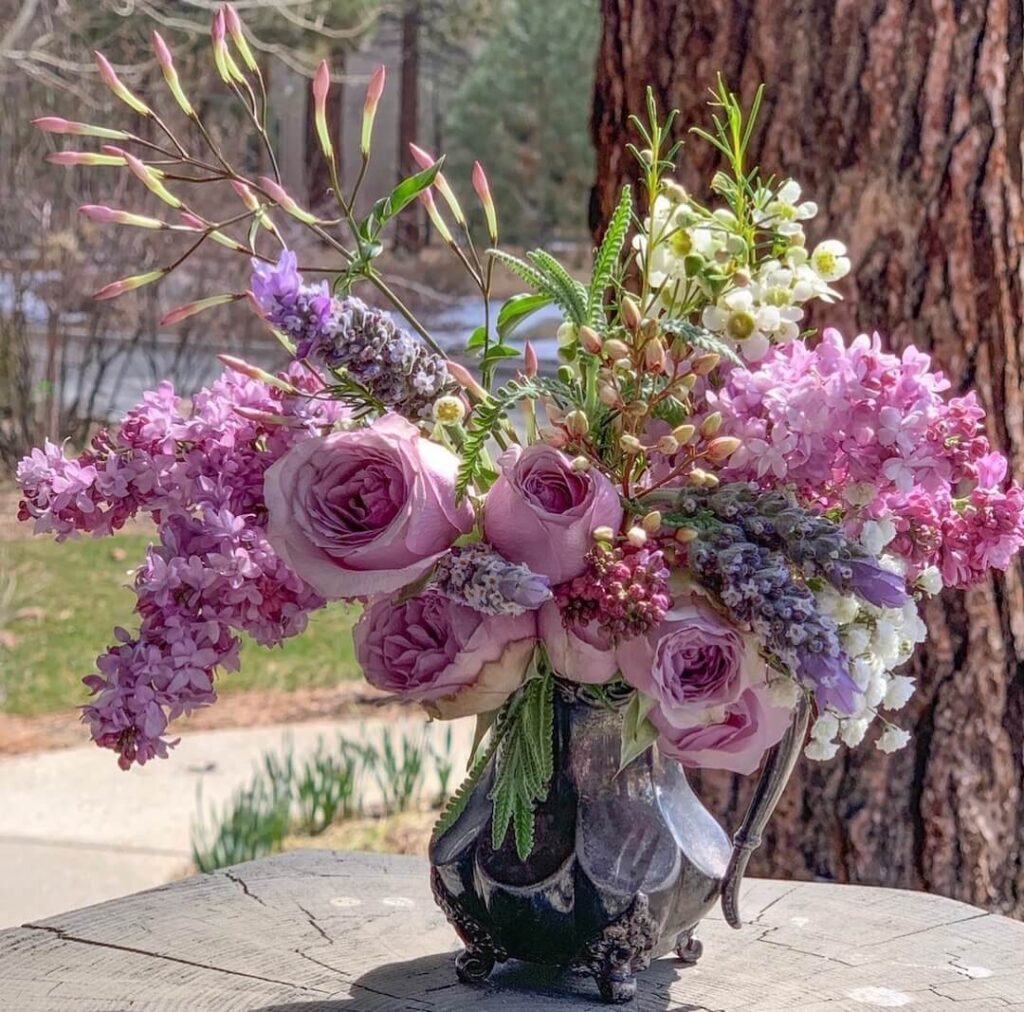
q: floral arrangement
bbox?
[18,8,1024,859]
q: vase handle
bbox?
[720,692,810,929]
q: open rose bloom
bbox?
[18,43,1024,860]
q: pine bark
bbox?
[592,0,1024,916]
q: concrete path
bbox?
[0,715,473,928]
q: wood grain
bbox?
[0,850,1022,1010]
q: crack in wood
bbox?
[222,869,267,907]
[24,923,332,995]
[858,910,991,947]
[296,903,332,945]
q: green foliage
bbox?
[192,727,458,872]
[489,249,585,325]
[444,0,600,245]
[661,319,744,366]
[489,667,554,859]
[431,721,502,845]
[619,691,658,771]
[588,186,633,328]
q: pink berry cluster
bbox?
[16,365,347,769]
[555,542,671,643]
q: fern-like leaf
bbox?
[588,186,632,327]
[526,250,588,325]
[490,249,585,325]
[661,319,743,366]
[488,672,555,860]
[430,725,500,845]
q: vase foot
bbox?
[455,946,496,984]
[597,970,637,1004]
[675,929,703,965]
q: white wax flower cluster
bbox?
[635,179,852,363]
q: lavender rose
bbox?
[650,687,793,775]
[264,414,473,598]
[483,444,623,584]
[354,589,536,719]
[617,601,792,774]
[539,601,617,684]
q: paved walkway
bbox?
[0,716,473,928]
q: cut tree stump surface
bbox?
[0,850,1021,1011]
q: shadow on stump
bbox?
[254,949,702,1010]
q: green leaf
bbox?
[619,691,659,771]
[466,325,488,350]
[369,158,443,231]
[431,721,502,846]
[588,185,632,327]
[497,293,551,340]
[488,669,555,860]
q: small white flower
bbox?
[767,677,801,709]
[810,239,851,282]
[840,717,870,747]
[804,738,840,761]
[812,713,840,742]
[872,620,901,666]
[865,672,888,709]
[850,656,875,690]
[860,519,897,556]
[876,726,911,753]
[883,675,916,711]
[762,180,818,236]
[916,566,943,596]
[844,627,872,657]
[844,482,878,507]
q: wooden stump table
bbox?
[0,850,1021,1010]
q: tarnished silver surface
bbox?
[430,680,808,1004]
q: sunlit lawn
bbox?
[0,532,359,717]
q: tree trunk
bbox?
[395,0,425,252]
[306,51,346,213]
[593,0,1024,916]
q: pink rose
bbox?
[483,445,622,584]
[650,688,792,775]
[617,602,792,774]
[538,601,617,684]
[617,604,752,725]
[354,589,536,719]
[264,414,473,598]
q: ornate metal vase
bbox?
[430,681,809,1003]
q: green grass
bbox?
[0,533,360,717]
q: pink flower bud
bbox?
[123,151,183,208]
[223,4,258,70]
[33,117,73,134]
[178,211,207,230]
[211,9,226,43]
[79,205,165,230]
[94,52,151,117]
[446,361,487,399]
[360,65,386,155]
[409,143,465,224]
[46,151,126,167]
[472,161,497,242]
[257,176,316,224]
[161,293,240,325]
[313,60,330,104]
[419,189,454,244]
[152,31,173,70]
[218,354,298,393]
[223,4,242,35]
[93,269,167,300]
[524,341,539,377]
[231,179,259,211]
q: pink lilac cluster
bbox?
[709,328,1024,586]
[16,366,347,768]
[555,542,671,643]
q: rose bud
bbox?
[705,436,742,462]
[579,325,602,355]
[693,352,721,375]
[603,338,630,361]
[621,296,642,332]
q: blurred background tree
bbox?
[592,0,1024,918]
[445,0,600,245]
